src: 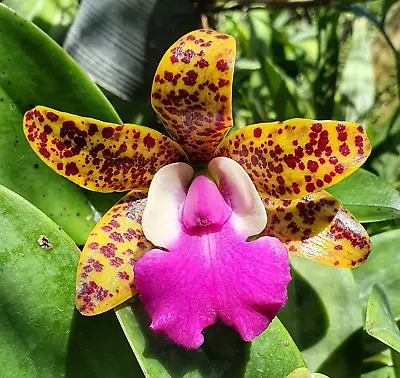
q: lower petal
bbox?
[135,216,290,349]
[76,190,152,315]
[261,190,371,267]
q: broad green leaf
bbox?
[116,300,306,378]
[366,286,400,353]
[339,18,375,122]
[354,229,400,318]
[2,0,78,44]
[0,184,142,378]
[326,169,400,222]
[0,4,122,245]
[279,256,363,377]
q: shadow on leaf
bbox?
[278,268,328,350]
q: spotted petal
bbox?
[261,191,371,268]
[216,120,371,199]
[136,159,290,349]
[24,106,186,192]
[76,190,152,315]
[151,29,235,164]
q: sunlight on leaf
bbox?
[366,285,400,353]
[116,300,306,378]
[327,169,400,222]
[0,184,142,377]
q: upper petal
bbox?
[151,29,235,164]
[76,190,152,315]
[215,120,371,199]
[24,106,187,192]
[261,190,371,267]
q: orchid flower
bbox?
[23,29,372,350]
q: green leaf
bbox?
[326,169,400,222]
[362,366,395,378]
[354,229,400,318]
[0,183,142,377]
[0,4,122,245]
[338,18,375,122]
[2,0,78,44]
[366,285,400,353]
[279,256,364,377]
[115,300,306,378]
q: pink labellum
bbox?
[136,158,291,349]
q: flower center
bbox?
[181,174,232,233]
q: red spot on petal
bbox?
[216,59,229,72]
[65,162,79,176]
[102,127,115,139]
[46,112,59,122]
[306,183,315,193]
[253,128,262,138]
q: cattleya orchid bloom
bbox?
[23,29,372,350]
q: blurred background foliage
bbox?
[1,0,400,377]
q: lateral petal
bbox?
[24,106,186,192]
[76,190,152,315]
[261,190,371,267]
[216,120,371,199]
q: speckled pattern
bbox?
[261,190,371,267]
[21,29,374,319]
[75,190,153,315]
[24,106,187,192]
[151,29,235,164]
[216,119,371,199]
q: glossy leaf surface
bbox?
[76,190,152,315]
[354,229,400,318]
[366,286,400,353]
[0,4,121,244]
[262,190,371,267]
[152,29,235,163]
[279,256,364,377]
[327,169,400,222]
[216,119,371,199]
[3,0,78,44]
[0,184,142,377]
[116,301,306,377]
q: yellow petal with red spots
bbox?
[261,191,371,268]
[215,119,371,199]
[151,29,235,164]
[24,106,187,192]
[76,190,152,315]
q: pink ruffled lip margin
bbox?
[134,158,291,350]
